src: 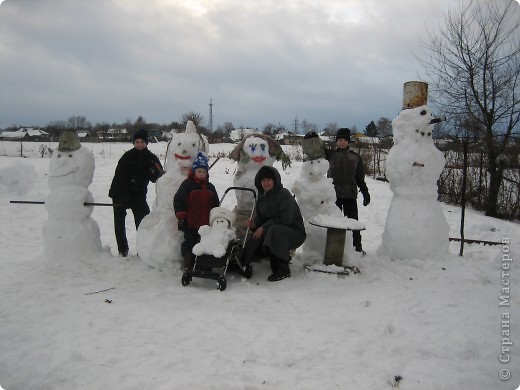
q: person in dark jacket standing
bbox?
[325,128,370,253]
[174,152,219,270]
[109,129,164,257]
[244,166,306,282]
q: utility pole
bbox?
[293,115,299,134]
[208,97,213,133]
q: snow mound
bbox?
[0,162,36,196]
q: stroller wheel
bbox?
[217,276,227,291]
[181,272,192,286]
[243,265,253,279]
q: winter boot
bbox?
[268,255,291,282]
[183,252,195,271]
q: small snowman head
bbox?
[166,121,209,175]
[300,157,329,182]
[48,130,95,190]
[210,207,236,229]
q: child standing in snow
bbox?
[174,152,219,270]
[325,128,370,253]
[109,129,164,257]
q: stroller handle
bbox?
[220,186,257,204]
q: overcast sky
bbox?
[0,0,497,132]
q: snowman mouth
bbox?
[175,154,191,160]
[48,167,79,177]
[251,156,266,163]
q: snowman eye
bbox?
[192,143,196,147]
[177,142,181,146]
[420,110,427,116]
[57,154,61,158]
[415,129,419,133]
[261,144,266,152]
[427,132,431,136]
[69,154,73,157]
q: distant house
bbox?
[78,130,94,142]
[0,128,49,141]
[99,128,129,142]
[280,133,304,146]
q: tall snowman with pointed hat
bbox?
[380,82,449,260]
[43,129,103,258]
[137,121,209,270]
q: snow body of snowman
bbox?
[192,207,236,259]
[43,130,103,258]
[229,134,282,239]
[380,105,449,260]
[292,133,354,262]
[137,121,209,270]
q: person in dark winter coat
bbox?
[174,152,219,270]
[109,129,164,257]
[244,166,306,282]
[325,128,370,252]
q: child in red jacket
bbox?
[174,152,219,270]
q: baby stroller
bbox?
[181,186,256,291]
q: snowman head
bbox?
[300,157,329,182]
[210,207,235,229]
[48,132,94,190]
[241,136,270,167]
[392,105,435,145]
[166,121,209,175]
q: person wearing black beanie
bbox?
[132,129,149,144]
[325,127,370,253]
[109,129,164,257]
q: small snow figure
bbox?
[292,132,352,260]
[137,121,209,270]
[43,129,102,258]
[292,157,338,219]
[380,100,449,260]
[229,134,283,238]
[192,207,236,258]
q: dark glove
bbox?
[363,192,371,207]
[149,162,164,183]
[176,212,187,231]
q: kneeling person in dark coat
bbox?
[245,166,306,282]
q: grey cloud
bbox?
[0,0,459,130]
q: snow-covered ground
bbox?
[0,141,518,390]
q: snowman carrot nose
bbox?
[429,116,446,124]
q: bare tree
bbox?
[263,123,277,135]
[323,122,339,136]
[418,0,520,217]
[301,119,318,134]
[67,115,90,130]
